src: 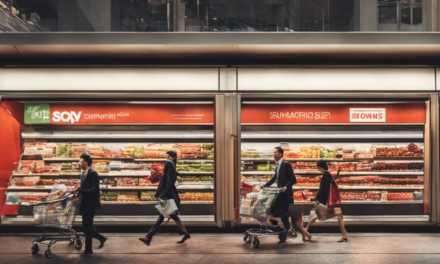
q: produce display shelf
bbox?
[100,201,214,205]
[100,185,215,190]
[41,158,214,162]
[243,183,424,190]
[241,171,424,176]
[7,185,215,191]
[294,201,424,204]
[135,159,214,162]
[241,157,424,162]
[12,172,215,177]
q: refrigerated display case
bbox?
[239,102,430,223]
[3,102,216,224]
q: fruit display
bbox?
[320,148,335,159]
[299,146,320,158]
[56,143,73,158]
[385,192,414,201]
[179,192,214,201]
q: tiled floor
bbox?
[1,233,440,264]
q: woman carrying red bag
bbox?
[305,160,348,242]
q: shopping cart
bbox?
[240,187,297,248]
[31,192,83,258]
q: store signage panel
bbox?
[24,104,214,125]
[242,103,426,124]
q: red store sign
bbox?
[24,103,214,125]
[241,103,426,124]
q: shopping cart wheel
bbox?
[31,244,39,255]
[252,238,260,248]
[45,249,53,258]
[243,235,252,243]
[75,239,82,250]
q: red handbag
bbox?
[328,170,341,208]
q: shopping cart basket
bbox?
[31,192,83,258]
[240,187,297,248]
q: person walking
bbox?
[305,160,348,242]
[258,147,311,243]
[139,150,190,246]
[78,153,107,254]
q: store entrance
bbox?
[239,101,430,224]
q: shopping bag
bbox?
[155,199,179,217]
[328,170,341,208]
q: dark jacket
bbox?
[79,168,101,212]
[155,160,181,209]
[316,170,332,205]
[263,160,297,198]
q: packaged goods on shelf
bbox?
[116,192,139,202]
[386,192,414,201]
[372,177,423,186]
[93,161,109,173]
[256,162,273,171]
[356,162,373,171]
[284,150,299,158]
[179,192,214,201]
[101,192,118,201]
[11,176,40,186]
[22,148,43,160]
[179,176,214,183]
[293,191,309,202]
[56,143,73,158]
[100,178,116,186]
[19,193,48,203]
[54,179,80,186]
[87,144,105,158]
[241,149,260,158]
[139,178,154,186]
[299,146,320,158]
[176,162,213,172]
[375,143,423,158]
[143,144,162,151]
[201,143,214,159]
[328,162,356,172]
[413,191,423,200]
[72,143,87,158]
[241,161,255,171]
[140,191,156,201]
[241,175,272,183]
[320,148,335,159]
[340,191,382,201]
[336,176,375,186]
[36,179,54,186]
[115,177,138,187]
[291,162,316,170]
[296,176,322,186]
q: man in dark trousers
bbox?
[78,153,107,254]
[259,147,297,243]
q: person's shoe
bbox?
[278,231,288,244]
[177,233,191,244]
[138,237,151,246]
[337,237,348,243]
[98,236,107,249]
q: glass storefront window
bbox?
[0,0,431,32]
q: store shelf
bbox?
[135,159,213,162]
[241,157,424,162]
[178,172,214,175]
[242,183,423,190]
[339,171,424,176]
[99,201,214,205]
[40,158,214,162]
[100,185,214,190]
[294,201,423,204]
